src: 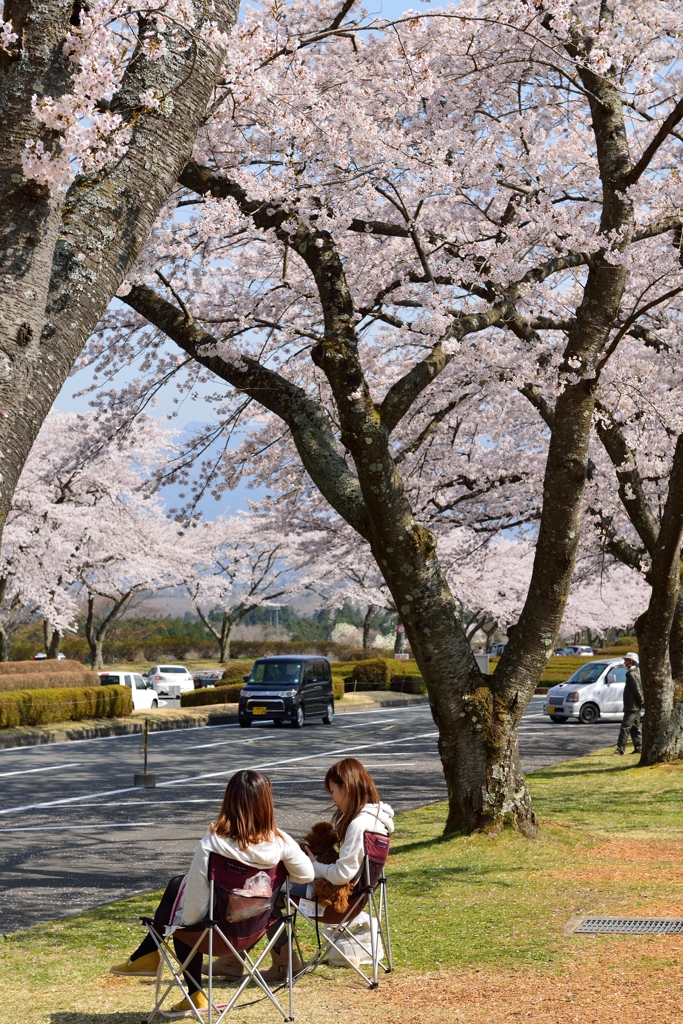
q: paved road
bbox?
[0,699,620,934]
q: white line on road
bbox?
[0,729,438,815]
[0,762,81,778]
[184,738,261,751]
[0,822,153,832]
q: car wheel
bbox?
[579,702,600,724]
[292,705,305,729]
[151,699,158,709]
[239,718,252,728]
[549,715,568,723]
[322,702,334,725]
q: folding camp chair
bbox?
[293,830,393,988]
[141,854,296,1023]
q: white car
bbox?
[544,658,631,724]
[99,671,159,710]
[144,664,195,696]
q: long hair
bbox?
[324,758,381,840]
[211,770,282,848]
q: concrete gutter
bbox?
[0,692,429,749]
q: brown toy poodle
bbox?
[301,821,355,914]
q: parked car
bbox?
[564,645,595,656]
[143,664,195,696]
[543,659,631,724]
[488,642,507,657]
[239,656,334,728]
[99,671,159,710]
[33,652,67,660]
[553,648,574,656]
[193,668,225,688]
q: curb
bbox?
[0,693,429,749]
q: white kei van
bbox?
[543,658,630,724]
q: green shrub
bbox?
[390,676,426,695]
[0,670,100,693]
[332,676,345,700]
[0,685,132,729]
[180,684,243,708]
[348,658,395,689]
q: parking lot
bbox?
[0,698,620,934]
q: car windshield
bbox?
[249,660,302,685]
[567,662,608,684]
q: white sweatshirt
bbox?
[313,802,394,887]
[181,830,314,926]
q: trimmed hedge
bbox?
[390,676,426,695]
[348,658,395,688]
[0,685,132,729]
[0,659,86,676]
[332,677,345,700]
[181,684,243,708]
[0,670,100,693]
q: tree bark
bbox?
[636,437,683,763]
[362,605,376,649]
[0,0,239,546]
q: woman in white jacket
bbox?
[307,757,394,891]
[110,769,313,1014]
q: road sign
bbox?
[397,624,405,634]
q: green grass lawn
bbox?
[3,748,683,1022]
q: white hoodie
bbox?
[181,830,314,926]
[313,802,394,887]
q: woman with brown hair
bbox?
[305,758,394,888]
[110,769,313,1014]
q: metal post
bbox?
[208,879,214,1024]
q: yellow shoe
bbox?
[170,990,209,1013]
[110,950,160,976]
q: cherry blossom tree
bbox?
[171,515,305,661]
[83,0,683,834]
[9,411,180,666]
[0,0,240,556]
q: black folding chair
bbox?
[141,854,296,1022]
[293,831,393,988]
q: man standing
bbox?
[614,653,643,756]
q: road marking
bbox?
[159,730,439,787]
[0,730,438,815]
[184,738,261,751]
[0,762,81,778]
[0,822,153,832]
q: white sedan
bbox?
[99,671,159,710]
[143,664,195,696]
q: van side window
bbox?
[320,661,331,681]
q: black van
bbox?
[238,655,334,728]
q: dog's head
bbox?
[302,820,339,854]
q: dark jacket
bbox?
[623,666,644,712]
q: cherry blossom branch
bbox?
[122,283,372,540]
[622,98,683,185]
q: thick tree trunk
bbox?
[0,0,239,549]
[637,438,683,763]
[47,627,62,660]
[0,626,10,661]
[362,605,376,649]
[219,618,235,663]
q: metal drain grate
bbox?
[575,917,683,934]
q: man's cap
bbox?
[624,652,639,665]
